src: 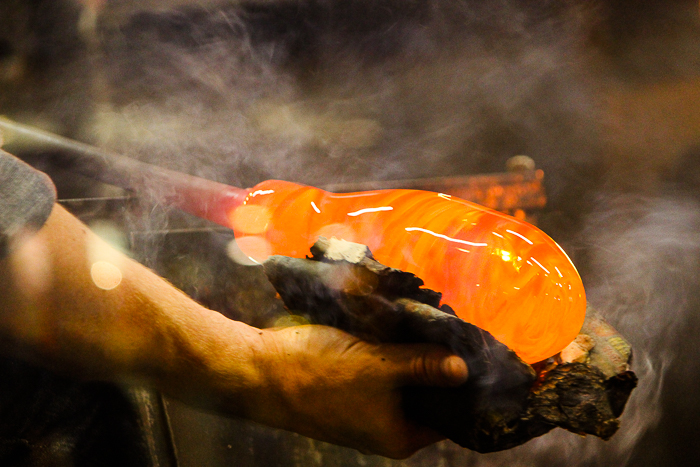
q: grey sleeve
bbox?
[0,149,57,258]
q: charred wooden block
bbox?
[262,237,637,452]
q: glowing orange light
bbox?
[229,180,586,363]
[229,205,271,235]
[90,261,123,290]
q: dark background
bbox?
[1,1,700,466]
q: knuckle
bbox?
[411,352,440,386]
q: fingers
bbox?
[280,325,468,389]
[436,354,469,386]
[390,344,468,388]
[254,327,464,457]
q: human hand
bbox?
[244,325,468,459]
[0,199,466,459]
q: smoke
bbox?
[409,191,700,467]
[89,0,602,190]
[82,1,700,465]
[2,0,700,465]
[578,192,700,464]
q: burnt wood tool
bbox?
[263,238,637,452]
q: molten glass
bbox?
[226,180,586,364]
[0,117,584,361]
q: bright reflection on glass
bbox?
[251,189,275,197]
[492,232,504,239]
[506,229,534,245]
[90,261,122,290]
[347,206,394,217]
[405,227,488,247]
[500,250,512,262]
[530,257,551,275]
[311,201,321,214]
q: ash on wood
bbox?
[262,237,637,452]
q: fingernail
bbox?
[441,356,469,385]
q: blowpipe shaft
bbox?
[0,117,246,227]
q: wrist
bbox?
[152,307,271,419]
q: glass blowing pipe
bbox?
[0,117,586,363]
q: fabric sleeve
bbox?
[0,149,57,258]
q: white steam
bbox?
[4,0,696,465]
[91,0,600,191]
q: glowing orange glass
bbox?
[228,180,586,364]
[0,117,585,363]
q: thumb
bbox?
[393,345,468,388]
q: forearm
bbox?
[0,202,467,458]
[0,203,265,413]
